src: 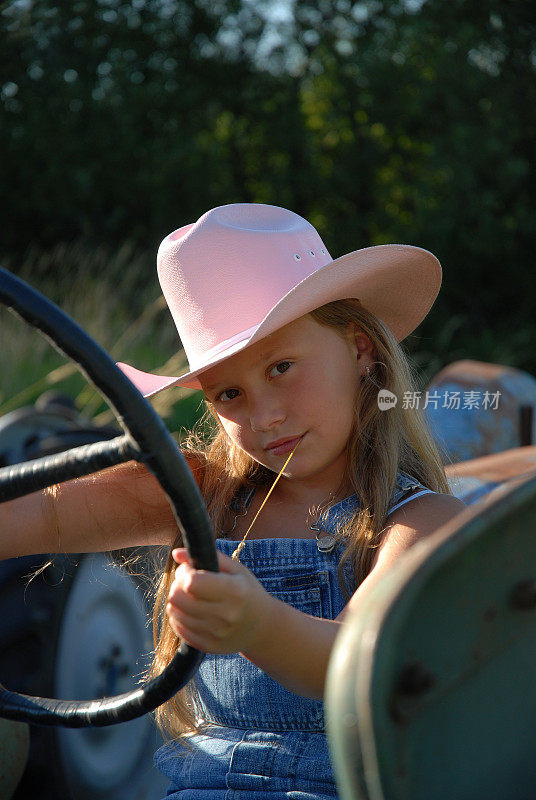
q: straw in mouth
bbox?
[231,439,302,561]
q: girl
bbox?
[3,203,466,799]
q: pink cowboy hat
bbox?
[117,203,441,396]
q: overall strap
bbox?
[388,471,436,516]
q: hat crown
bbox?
[157,203,332,369]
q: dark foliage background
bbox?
[1,0,535,384]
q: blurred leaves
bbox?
[1,0,535,380]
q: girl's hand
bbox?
[166,548,274,655]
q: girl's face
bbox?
[200,315,375,492]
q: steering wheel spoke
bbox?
[0,434,141,502]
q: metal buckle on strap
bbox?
[310,522,338,553]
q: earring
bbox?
[361,364,371,383]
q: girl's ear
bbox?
[347,323,376,361]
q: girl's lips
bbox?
[265,435,304,456]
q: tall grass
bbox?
[1,240,534,434]
[0,240,204,435]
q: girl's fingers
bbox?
[171,550,249,602]
[171,547,190,564]
[167,582,216,619]
[166,602,209,634]
[166,599,232,650]
[166,606,207,650]
[173,568,233,601]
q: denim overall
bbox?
[154,471,435,799]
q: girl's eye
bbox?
[217,388,240,403]
[269,361,292,378]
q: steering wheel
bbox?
[0,265,218,728]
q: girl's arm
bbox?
[168,492,467,700]
[0,459,187,559]
[244,493,467,699]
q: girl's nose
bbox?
[249,393,285,432]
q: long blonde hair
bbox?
[148,298,450,740]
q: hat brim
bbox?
[117,243,441,397]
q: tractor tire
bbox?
[0,552,168,799]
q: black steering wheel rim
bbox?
[0,265,218,727]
